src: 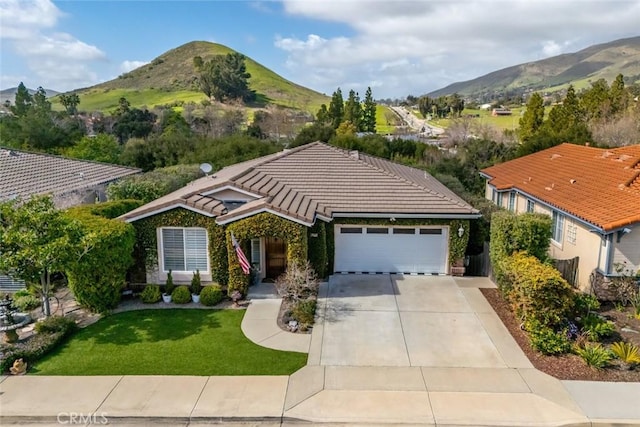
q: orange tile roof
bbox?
[481,143,640,231]
[121,142,479,224]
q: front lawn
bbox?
[32,309,307,375]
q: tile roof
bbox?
[121,142,479,224]
[0,147,141,202]
[481,143,640,231]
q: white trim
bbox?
[124,203,216,223]
[201,185,261,199]
[316,214,333,222]
[332,212,481,219]
[215,207,314,227]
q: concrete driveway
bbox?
[315,274,527,368]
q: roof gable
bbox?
[481,143,640,231]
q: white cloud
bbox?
[0,0,106,91]
[120,60,150,73]
[278,0,640,98]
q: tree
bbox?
[343,90,362,131]
[113,107,156,143]
[361,87,377,133]
[518,92,545,142]
[418,96,434,118]
[194,53,255,103]
[328,88,344,129]
[66,134,122,164]
[0,196,85,316]
[315,104,330,125]
[11,82,32,117]
[609,74,628,117]
[448,93,465,117]
[59,93,81,115]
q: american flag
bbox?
[231,232,251,275]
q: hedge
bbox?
[499,252,574,328]
[64,203,137,313]
[308,221,328,278]
[490,211,552,291]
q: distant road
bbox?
[390,106,445,136]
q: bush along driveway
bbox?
[31,309,307,376]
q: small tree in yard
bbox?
[0,196,85,317]
[275,261,319,303]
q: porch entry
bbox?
[265,237,287,279]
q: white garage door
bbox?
[334,225,448,274]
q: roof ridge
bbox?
[325,144,467,207]
[0,146,141,171]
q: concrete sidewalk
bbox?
[1,276,639,426]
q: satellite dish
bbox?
[200,163,213,175]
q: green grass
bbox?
[376,105,398,134]
[32,309,307,375]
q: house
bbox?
[0,147,141,291]
[120,142,480,286]
[481,143,640,293]
[491,107,512,116]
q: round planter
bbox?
[191,294,200,304]
[162,293,172,303]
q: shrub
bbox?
[610,341,640,365]
[64,205,136,313]
[574,343,612,369]
[34,316,77,335]
[275,261,319,302]
[580,313,616,341]
[0,329,73,373]
[500,252,575,328]
[171,286,191,304]
[525,319,572,355]
[164,270,175,295]
[292,299,317,327]
[572,293,600,318]
[190,270,202,295]
[13,289,30,298]
[200,285,224,306]
[14,294,41,312]
[140,285,161,303]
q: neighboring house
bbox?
[120,142,480,285]
[481,143,640,292]
[0,147,141,291]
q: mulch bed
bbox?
[480,288,640,382]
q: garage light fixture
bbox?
[458,226,465,237]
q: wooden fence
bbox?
[553,256,579,287]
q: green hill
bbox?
[67,41,329,113]
[429,36,640,99]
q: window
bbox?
[367,227,389,234]
[419,228,442,235]
[251,238,261,271]
[551,211,565,244]
[526,199,535,213]
[508,192,516,212]
[161,228,208,272]
[492,189,497,203]
[393,228,415,235]
[341,227,362,234]
[496,192,503,207]
[567,222,577,245]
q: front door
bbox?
[265,237,287,279]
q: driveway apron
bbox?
[318,274,506,368]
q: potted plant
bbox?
[190,270,202,303]
[451,258,465,277]
[231,290,242,308]
[162,270,174,303]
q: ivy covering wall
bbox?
[328,218,470,272]
[131,208,228,285]
[307,220,328,278]
[226,213,307,295]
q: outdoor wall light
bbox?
[390,217,396,222]
[458,226,465,237]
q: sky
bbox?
[1,0,639,99]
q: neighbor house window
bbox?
[526,199,535,213]
[496,192,503,208]
[508,192,516,212]
[161,228,208,272]
[251,238,261,272]
[551,211,565,244]
[567,222,577,245]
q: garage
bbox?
[334,225,449,274]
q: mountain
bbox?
[0,87,60,105]
[429,36,640,99]
[68,41,329,113]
